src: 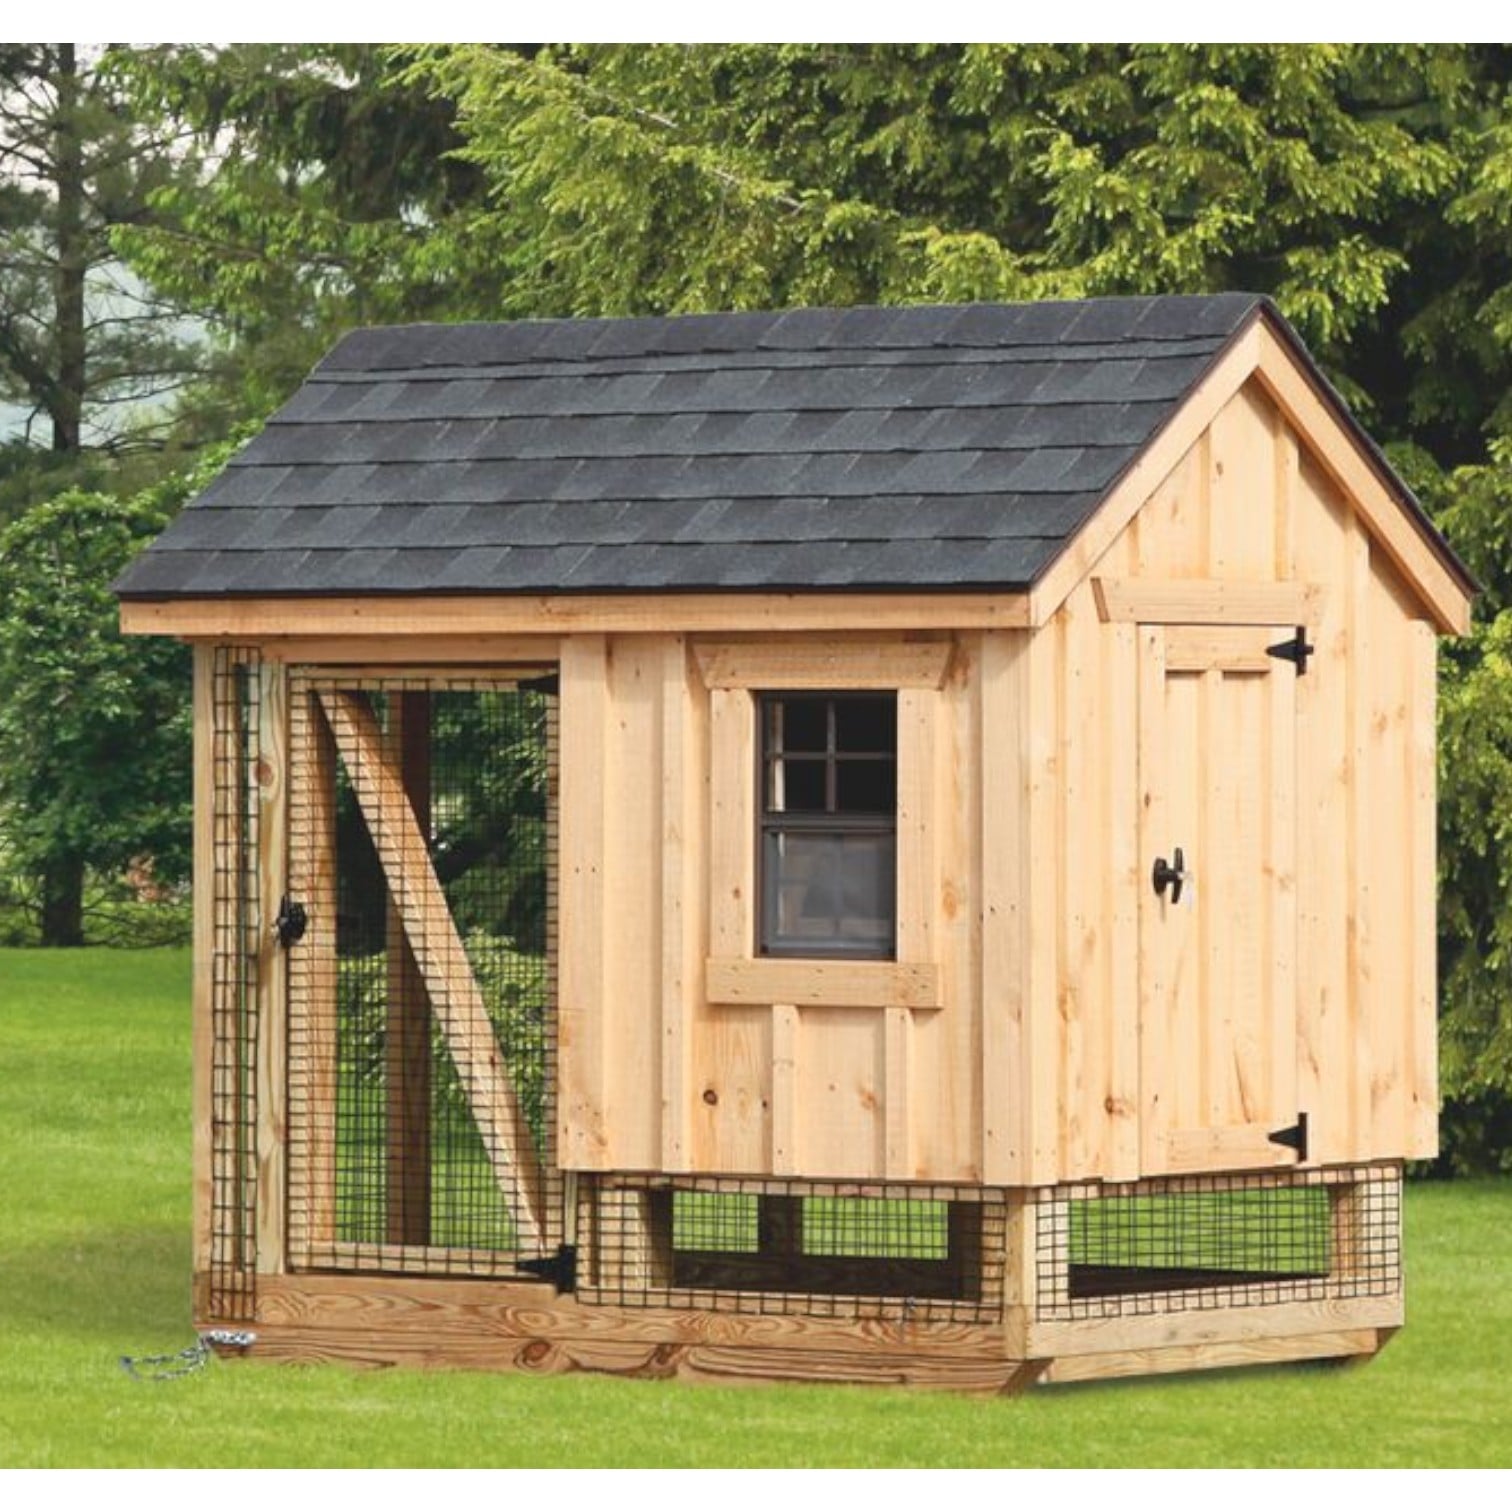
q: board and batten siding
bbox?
[556,376,1441,1185]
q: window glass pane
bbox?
[769,696,828,753]
[763,830,895,952]
[834,696,895,754]
[835,756,895,814]
[768,756,827,813]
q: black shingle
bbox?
[119,295,1336,600]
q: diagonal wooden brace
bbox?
[318,689,545,1251]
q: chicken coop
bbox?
[116,295,1473,1391]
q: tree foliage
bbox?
[0,444,236,943]
[0,44,203,500]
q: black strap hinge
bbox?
[518,1243,576,1293]
[1267,1111,1309,1161]
[1266,626,1316,674]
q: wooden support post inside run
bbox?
[318,688,545,1251]
[386,692,432,1247]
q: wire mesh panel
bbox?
[287,671,560,1279]
[208,647,261,1322]
[579,1176,1005,1324]
[1034,1164,1401,1320]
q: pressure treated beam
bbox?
[317,688,545,1249]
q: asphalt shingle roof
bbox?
[117,294,1283,599]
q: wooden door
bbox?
[1138,623,1304,1175]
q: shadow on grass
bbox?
[0,1225,191,1343]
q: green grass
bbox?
[1,947,1510,1467]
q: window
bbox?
[758,692,896,958]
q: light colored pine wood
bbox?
[260,636,558,666]
[1105,618,1141,1180]
[1028,1292,1403,1357]
[1253,323,1472,634]
[1293,453,1353,1162]
[1092,577,1323,625]
[660,638,696,1172]
[883,1005,911,1179]
[798,1004,886,1176]
[1346,513,1377,1161]
[1161,1122,1300,1173]
[770,1002,799,1175]
[255,661,289,1275]
[694,640,953,690]
[121,591,1033,641]
[1041,1327,1384,1384]
[294,685,339,1253]
[1208,382,1278,578]
[384,692,432,1247]
[559,636,610,1171]
[978,630,1025,1185]
[190,646,215,1279]
[1407,618,1439,1157]
[1029,319,1266,626]
[1268,633,1300,1136]
[600,637,662,1170]
[1163,624,1285,672]
[1024,622,1062,1183]
[1137,626,1172,1174]
[707,688,754,960]
[318,688,545,1248]
[704,957,942,1010]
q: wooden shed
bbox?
[117,294,1474,1391]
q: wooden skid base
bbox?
[204,1275,1400,1393]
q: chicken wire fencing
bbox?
[1033,1164,1401,1321]
[206,647,262,1323]
[576,1176,1007,1324]
[285,671,561,1279]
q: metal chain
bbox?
[119,1330,257,1382]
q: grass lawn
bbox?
[1,947,1509,1468]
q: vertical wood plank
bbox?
[300,686,339,1251]
[1105,619,1141,1180]
[1407,619,1439,1157]
[602,637,662,1169]
[1294,454,1351,1162]
[1025,624,1062,1182]
[696,687,770,1170]
[1208,384,1277,578]
[980,631,1025,1184]
[1137,627,1170,1173]
[384,692,432,1246]
[883,1005,911,1179]
[708,687,755,958]
[1346,515,1375,1159]
[191,645,215,1280]
[660,638,696,1171]
[797,1005,885,1177]
[894,688,936,1180]
[932,633,984,1183]
[771,1002,799,1176]
[255,661,289,1274]
[559,635,610,1169]
[1268,656,1299,1131]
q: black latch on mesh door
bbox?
[274,895,308,948]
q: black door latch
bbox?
[274,896,308,948]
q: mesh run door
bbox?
[286,670,562,1278]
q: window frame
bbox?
[754,689,898,962]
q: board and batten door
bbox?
[1137,622,1306,1176]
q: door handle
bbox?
[1152,847,1186,904]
